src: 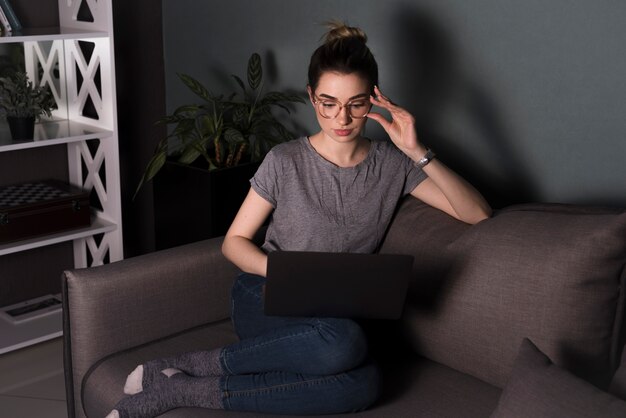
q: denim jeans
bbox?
[219,273,381,414]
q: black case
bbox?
[0,180,91,244]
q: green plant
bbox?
[135,53,305,197]
[0,71,56,118]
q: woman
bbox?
[108,22,491,418]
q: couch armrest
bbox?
[62,236,239,417]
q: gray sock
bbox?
[140,348,223,391]
[113,373,222,418]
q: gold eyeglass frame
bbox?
[312,95,372,119]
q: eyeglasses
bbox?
[312,95,372,119]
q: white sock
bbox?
[124,365,183,395]
[112,374,222,418]
[123,365,144,395]
[105,410,120,418]
[161,368,182,378]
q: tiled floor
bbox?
[0,337,67,417]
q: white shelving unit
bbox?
[0,0,123,354]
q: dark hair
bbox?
[307,21,378,94]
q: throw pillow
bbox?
[490,338,626,418]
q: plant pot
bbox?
[7,116,36,140]
[153,160,260,250]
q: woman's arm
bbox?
[222,188,274,276]
[409,161,492,225]
[367,86,492,224]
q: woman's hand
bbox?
[366,86,427,161]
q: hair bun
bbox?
[323,21,367,44]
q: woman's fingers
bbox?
[366,111,391,131]
[372,86,399,109]
[371,86,413,123]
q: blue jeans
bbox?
[219,273,381,414]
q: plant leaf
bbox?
[231,75,246,95]
[178,73,213,102]
[232,105,249,128]
[133,151,166,200]
[247,53,262,90]
[173,104,201,116]
[262,91,306,104]
[172,118,196,138]
[177,142,204,165]
[224,127,245,145]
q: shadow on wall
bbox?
[390,7,537,209]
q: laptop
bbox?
[264,251,414,319]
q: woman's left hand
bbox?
[366,86,427,161]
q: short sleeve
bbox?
[250,149,280,207]
[401,154,428,196]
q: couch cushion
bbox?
[381,198,626,388]
[83,318,501,418]
[490,338,626,418]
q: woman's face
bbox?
[308,71,371,144]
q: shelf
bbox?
[0,120,113,152]
[0,0,122,355]
[0,305,61,355]
[0,27,108,43]
[0,216,117,256]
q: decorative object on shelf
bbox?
[0,293,61,324]
[134,52,305,197]
[0,0,21,33]
[0,71,56,140]
[0,3,12,35]
[0,179,90,244]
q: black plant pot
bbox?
[153,160,260,250]
[7,116,35,140]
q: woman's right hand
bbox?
[366,86,428,163]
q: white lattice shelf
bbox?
[0,0,123,354]
[0,216,117,256]
[0,120,113,152]
[0,27,107,43]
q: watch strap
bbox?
[413,149,436,169]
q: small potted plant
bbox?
[0,71,57,140]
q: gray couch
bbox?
[63,198,626,417]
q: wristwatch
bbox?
[413,149,436,169]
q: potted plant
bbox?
[137,53,305,248]
[0,71,57,140]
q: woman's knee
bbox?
[311,319,368,374]
[331,360,382,413]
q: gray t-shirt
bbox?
[250,137,427,254]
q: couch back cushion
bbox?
[380,198,626,388]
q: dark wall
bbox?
[113,0,166,257]
[11,0,58,27]
[162,0,626,208]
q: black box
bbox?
[0,180,91,244]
